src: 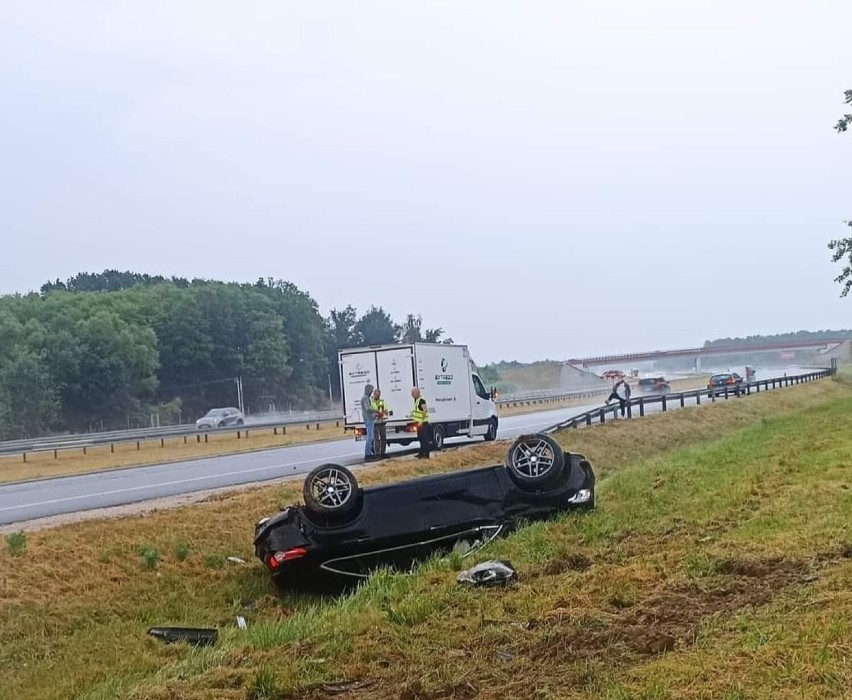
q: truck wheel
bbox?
[432,425,445,451]
[505,433,564,491]
[303,463,362,523]
[484,417,498,441]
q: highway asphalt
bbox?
[0,387,765,526]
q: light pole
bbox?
[235,376,245,414]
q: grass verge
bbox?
[1,378,848,699]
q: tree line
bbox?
[702,330,852,350]
[0,271,450,440]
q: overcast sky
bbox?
[1,1,850,363]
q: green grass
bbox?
[5,530,26,556]
[1,377,851,699]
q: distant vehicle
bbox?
[253,433,596,590]
[196,407,244,429]
[601,370,625,380]
[339,342,498,451]
[707,373,744,397]
[636,376,671,395]
[729,365,756,382]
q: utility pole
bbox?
[235,376,245,414]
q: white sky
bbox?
[1,1,850,363]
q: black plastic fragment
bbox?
[147,626,218,647]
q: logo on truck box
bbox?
[348,362,371,380]
[435,357,453,386]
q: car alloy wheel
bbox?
[308,466,353,509]
[505,433,565,491]
[512,438,556,477]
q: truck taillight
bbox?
[268,547,307,570]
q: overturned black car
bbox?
[253,433,596,590]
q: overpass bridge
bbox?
[569,339,848,369]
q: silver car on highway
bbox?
[196,407,245,429]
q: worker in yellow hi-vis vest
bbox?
[410,387,431,459]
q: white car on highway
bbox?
[196,407,245,430]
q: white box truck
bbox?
[339,342,499,450]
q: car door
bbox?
[321,483,427,576]
[417,469,504,538]
[470,374,492,435]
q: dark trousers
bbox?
[373,422,387,457]
[417,423,431,457]
[608,392,628,417]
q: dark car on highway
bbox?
[253,433,596,590]
[636,377,671,395]
[707,372,744,397]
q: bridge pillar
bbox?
[694,356,702,373]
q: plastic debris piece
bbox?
[147,627,218,647]
[226,556,246,565]
[456,560,517,587]
[496,651,515,661]
[236,616,247,630]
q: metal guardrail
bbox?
[542,369,835,434]
[0,409,342,460]
[496,386,611,406]
[494,374,706,408]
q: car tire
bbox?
[432,425,445,451]
[236,419,244,426]
[218,421,225,428]
[303,463,362,523]
[484,417,498,442]
[505,433,565,491]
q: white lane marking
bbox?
[0,450,360,513]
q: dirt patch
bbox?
[399,680,479,700]
[714,556,804,578]
[296,678,477,700]
[540,553,593,576]
[530,556,813,659]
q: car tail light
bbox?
[267,547,308,570]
